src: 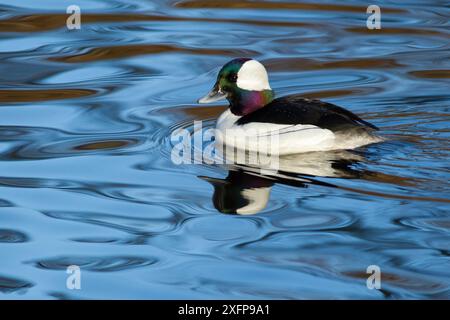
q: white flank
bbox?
[215,110,335,154]
[215,109,381,155]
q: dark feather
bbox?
[236,94,379,131]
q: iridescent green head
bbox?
[198,58,274,116]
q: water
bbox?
[0,0,449,299]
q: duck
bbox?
[198,58,382,155]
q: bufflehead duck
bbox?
[198,58,382,154]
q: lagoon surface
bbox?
[0,0,449,299]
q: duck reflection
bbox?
[200,150,366,215]
[201,170,278,215]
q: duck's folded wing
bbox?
[236,95,378,131]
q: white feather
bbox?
[215,109,382,154]
[215,109,335,154]
[236,187,271,215]
[236,60,271,91]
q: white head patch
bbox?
[236,60,271,91]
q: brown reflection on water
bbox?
[301,88,380,99]
[409,70,450,79]
[0,89,96,103]
[371,111,447,120]
[0,13,311,34]
[73,140,134,151]
[346,26,448,38]
[360,171,421,187]
[174,0,405,14]
[50,44,256,63]
[264,57,403,72]
[178,105,226,120]
[342,270,446,294]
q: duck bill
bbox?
[198,85,227,104]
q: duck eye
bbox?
[228,73,237,83]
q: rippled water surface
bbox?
[0,0,449,299]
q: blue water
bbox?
[0,0,449,299]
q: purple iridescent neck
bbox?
[228,89,274,116]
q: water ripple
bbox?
[29,256,158,272]
[0,275,33,294]
[0,229,29,243]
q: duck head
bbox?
[198,58,274,116]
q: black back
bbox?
[236,94,378,132]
